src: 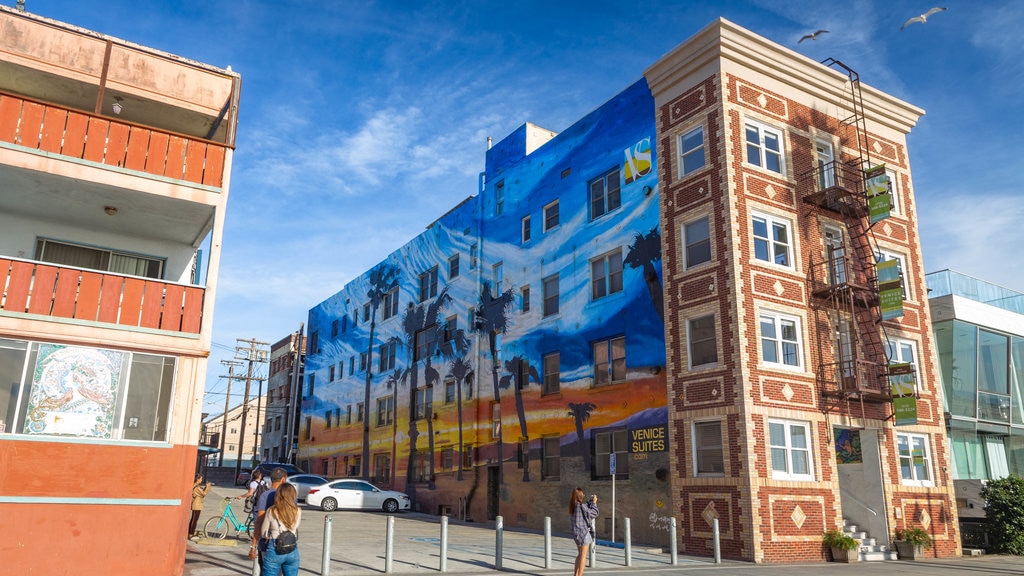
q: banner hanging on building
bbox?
[865,165,892,224]
[877,259,904,320]
[890,362,918,426]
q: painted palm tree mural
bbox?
[385,366,406,488]
[448,356,474,481]
[568,402,597,472]
[624,226,663,323]
[472,282,515,484]
[362,264,400,478]
[499,355,538,481]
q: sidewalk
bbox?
[185,487,1020,576]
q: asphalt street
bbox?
[184,486,1024,576]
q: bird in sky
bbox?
[798,29,829,43]
[900,7,947,30]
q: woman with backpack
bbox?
[259,482,301,576]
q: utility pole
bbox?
[233,338,269,482]
[283,323,304,465]
[218,360,243,467]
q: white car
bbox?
[285,474,328,502]
[306,479,412,513]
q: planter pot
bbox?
[894,541,927,560]
[830,546,860,563]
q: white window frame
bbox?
[593,336,626,386]
[522,215,531,244]
[495,180,505,216]
[679,125,706,177]
[884,168,902,215]
[590,249,623,300]
[589,168,621,220]
[542,273,559,317]
[886,336,919,395]
[896,432,934,486]
[542,352,560,394]
[760,311,803,369]
[768,418,814,481]
[682,215,711,269]
[692,419,725,476]
[744,120,785,175]
[542,436,561,479]
[687,314,718,368]
[752,212,793,268]
[543,200,560,232]
[815,138,835,189]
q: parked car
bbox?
[306,479,411,513]
[234,469,252,486]
[285,474,328,502]
[235,463,305,486]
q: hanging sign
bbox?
[893,396,918,426]
[877,259,904,320]
[865,165,892,224]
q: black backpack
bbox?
[244,480,269,513]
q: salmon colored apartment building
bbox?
[0,6,239,574]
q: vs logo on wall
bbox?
[623,137,652,184]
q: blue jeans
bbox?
[261,541,299,576]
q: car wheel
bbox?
[321,497,338,512]
[383,499,399,513]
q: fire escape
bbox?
[800,59,901,417]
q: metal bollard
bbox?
[250,546,259,576]
[440,516,448,573]
[385,515,395,573]
[544,517,552,569]
[322,515,333,576]
[588,519,596,567]
[670,517,678,565]
[713,517,721,564]
[624,517,632,567]
[495,515,504,569]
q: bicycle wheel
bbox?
[204,516,228,540]
[243,515,254,540]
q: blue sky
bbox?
[22,0,1023,416]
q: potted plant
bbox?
[822,528,860,562]
[893,527,933,560]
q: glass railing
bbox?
[926,269,1024,315]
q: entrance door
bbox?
[487,465,499,520]
[834,427,889,544]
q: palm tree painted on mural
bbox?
[624,226,663,323]
[448,356,474,481]
[499,355,539,481]
[472,282,515,484]
[385,366,406,488]
[361,263,400,479]
[568,402,597,473]
[400,287,453,491]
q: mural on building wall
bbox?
[301,79,667,530]
[24,344,122,437]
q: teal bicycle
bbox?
[204,498,254,540]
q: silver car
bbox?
[306,479,411,513]
[285,474,328,502]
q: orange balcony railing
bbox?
[0,91,227,188]
[0,258,203,334]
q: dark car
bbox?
[235,462,305,485]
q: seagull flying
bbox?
[900,7,947,30]
[798,30,829,43]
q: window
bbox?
[346,405,352,425]
[886,337,919,394]
[745,121,784,174]
[350,455,362,477]
[688,315,718,367]
[593,337,626,386]
[589,168,621,220]
[381,287,399,320]
[363,303,371,323]
[896,432,933,486]
[522,215,531,244]
[331,319,339,338]
[492,262,503,294]
[825,226,847,285]
[414,387,431,420]
[275,416,282,431]
[349,356,354,376]
[342,315,348,334]
[495,180,505,215]
[325,410,332,429]
[594,429,629,478]
[885,168,902,215]
[591,250,623,300]
[443,315,458,344]
[760,312,802,368]
[355,402,364,423]
[462,444,474,470]
[376,396,394,426]
[359,352,367,372]
[679,125,706,176]
[449,254,460,279]
[353,309,359,326]
[470,243,478,269]
[35,238,164,279]
[521,285,530,313]
[379,340,397,372]
[542,436,561,479]
[875,249,908,299]
[543,200,560,231]
[542,274,559,317]
[544,352,561,391]
[373,453,391,484]
[683,216,711,269]
[304,416,311,440]
[815,139,835,189]
[329,364,335,382]
[442,447,454,470]
[768,419,813,481]
[419,267,439,302]
[693,420,725,475]
[491,402,501,439]
[309,331,319,354]
[414,325,437,362]
[307,373,315,397]
[411,451,429,483]
[752,213,792,267]
[444,378,456,404]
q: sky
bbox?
[20,0,1024,417]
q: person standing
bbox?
[259,482,302,576]
[188,474,213,539]
[251,467,288,570]
[569,487,599,576]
